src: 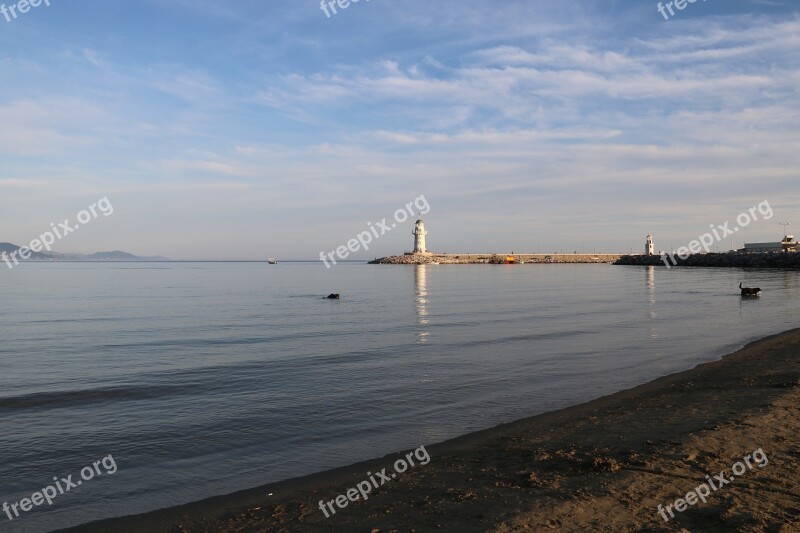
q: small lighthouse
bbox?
[413,220,429,254]
[645,235,654,256]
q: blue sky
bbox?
[1,0,798,259]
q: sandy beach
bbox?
[61,329,800,532]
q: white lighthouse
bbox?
[646,235,654,256]
[413,220,429,254]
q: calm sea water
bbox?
[1,262,799,532]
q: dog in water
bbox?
[739,283,761,297]
[326,293,340,299]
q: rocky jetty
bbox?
[369,253,622,265]
[616,252,800,268]
[370,254,486,265]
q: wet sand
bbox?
[62,329,800,532]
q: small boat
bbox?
[268,258,277,264]
[428,262,440,265]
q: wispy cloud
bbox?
[0,1,798,258]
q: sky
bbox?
[1,0,799,260]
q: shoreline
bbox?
[61,329,800,532]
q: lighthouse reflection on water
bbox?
[415,265,430,344]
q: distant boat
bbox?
[268,258,277,264]
[429,261,440,265]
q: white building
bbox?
[645,235,654,256]
[412,220,430,254]
[743,235,798,253]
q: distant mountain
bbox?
[89,251,139,260]
[0,242,53,260]
[0,243,169,262]
[83,251,170,261]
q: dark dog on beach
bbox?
[325,293,340,299]
[739,283,761,297]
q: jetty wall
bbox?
[371,251,800,268]
[615,252,800,268]
[370,253,622,265]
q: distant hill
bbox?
[88,251,139,260]
[83,251,170,261]
[0,243,169,262]
[0,242,53,260]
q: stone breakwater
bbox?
[615,252,800,268]
[369,253,622,265]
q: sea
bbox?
[1,262,799,532]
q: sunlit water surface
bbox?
[1,262,799,532]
